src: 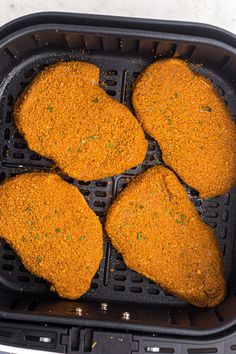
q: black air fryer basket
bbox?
[0,12,236,354]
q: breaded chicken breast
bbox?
[0,172,103,299]
[105,165,226,307]
[132,58,236,198]
[14,61,148,181]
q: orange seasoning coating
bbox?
[14,61,148,181]
[105,165,226,307]
[0,173,103,299]
[132,58,236,198]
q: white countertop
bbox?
[0,0,235,34]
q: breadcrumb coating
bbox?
[106,165,226,307]
[0,172,103,299]
[14,61,148,181]
[132,58,236,198]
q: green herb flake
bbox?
[37,255,43,263]
[45,233,50,238]
[105,143,113,148]
[201,106,212,112]
[179,252,184,257]
[80,235,86,241]
[76,147,82,153]
[47,106,54,112]
[138,205,144,209]
[66,235,72,241]
[28,220,34,225]
[38,135,44,142]
[176,219,184,225]
[153,157,160,164]
[92,97,100,103]
[167,119,173,125]
[80,139,86,144]
[87,135,98,140]
[24,207,32,213]
[55,228,61,233]
[137,232,143,240]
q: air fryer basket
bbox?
[0,12,236,350]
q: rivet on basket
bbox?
[122,311,130,320]
[75,307,82,316]
[101,302,108,311]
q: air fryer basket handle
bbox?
[0,321,236,353]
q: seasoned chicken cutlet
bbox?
[132,58,236,198]
[14,61,147,181]
[106,165,226,307]
[0,172,103,299]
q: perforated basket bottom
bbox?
[0,49,235,306]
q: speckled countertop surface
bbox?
[0,0,235,34]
